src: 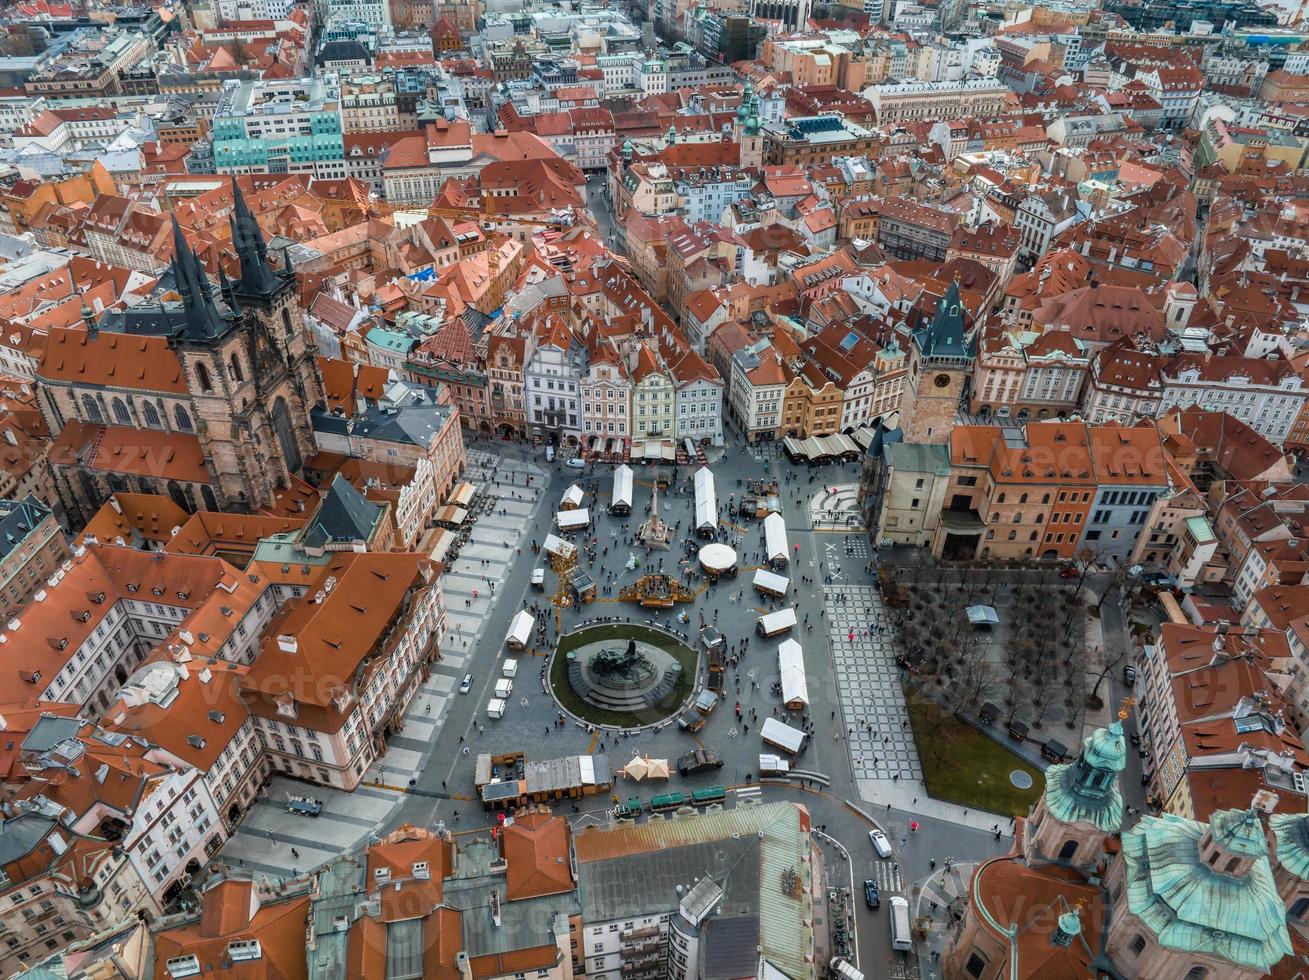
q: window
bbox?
[195,361,213,392]
[174,405,194,432]
[82,394,103,423]
[111,397,131,425]
[965,953,987,978]
[143,401,161,427]
[229,355,244,382]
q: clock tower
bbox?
[899,280,973,444]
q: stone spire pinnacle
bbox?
[229,177,280,298]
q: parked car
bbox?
[459,673,473,694]
[863,879,880,909]
[1122,664,1137,685]
[677,748,723,776]
[566,457,586,469]
[1058,564,1079,579]
[868,828,892,858]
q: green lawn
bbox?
[905,688,1045,817]
[550,624,699,727]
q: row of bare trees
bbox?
[892,581,1088,733]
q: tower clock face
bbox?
[933,373,952,389]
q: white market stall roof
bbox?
[777,638,809,708]
[764,512,788,564]
[561,484,585,509]
[757,607,798,633]
[543,534,576,559]
[611,465,633,511]
[506,610,535,647]
[698,542,737,573]
[556,508,591,532]
[760,717,806,754]
[752,568,790,594]
[694,466,717,532]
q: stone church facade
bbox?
[38,181,325,524]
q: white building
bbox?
[1158,355,1307,445]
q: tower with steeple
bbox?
[1022,717,1126,871]
[734,81,763,169]
[165,185,323,509]
[899,279,973,443]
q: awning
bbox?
[446,482,475,508]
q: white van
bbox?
[889,896,912,953]
[502,659,518,678]
[829,958,863,980]
[486,698,506,719]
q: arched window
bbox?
[1035,514,1044,524]
[81,394,103,423]
[1008,530,1017,541]
[1290,897,1309,920]
[1224,857,1241,874]
[997,492,1006,503]
[201,485,220,511]
[111,397,130,426]
[229,354,243,383]
[1019,493,1028,504]
[174,405,193,433]
[282,307,295,338]
[142,402,161,428]
[1184,969,1207,980]
[1042,493,1050,504]
[1058,840,1078,862]
[991,513,999,523]
[985,530,994,540]
[1013,513,1022,523]
[195,361,213,393]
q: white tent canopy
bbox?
[611,465,633,512]
[543,534,576,559]
[557,508,591,532]
[624,757,648,781]
[645,758,670,779]
[561,484,584,509]
[764,512,788,564]
[752,568,790,596]
[506,610,534,649]
[777,638,809,709]
[760,717,806,754]
[757,607,798,636]
[694,466,717,533]
[698,543,737,573]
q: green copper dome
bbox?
[1211,807,1269,859]
[1120,811,1292,972]
[1082,719,1127,774]
[1042,721,1125,834]
[1270,812,1309,880]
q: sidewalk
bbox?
[859,777,1017,834]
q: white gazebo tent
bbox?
[506,610,535,650]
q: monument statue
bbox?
[593,641,653,682]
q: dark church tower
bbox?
[168,181,324,510]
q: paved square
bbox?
[827,584,922,786]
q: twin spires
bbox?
[229,177,281,299]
